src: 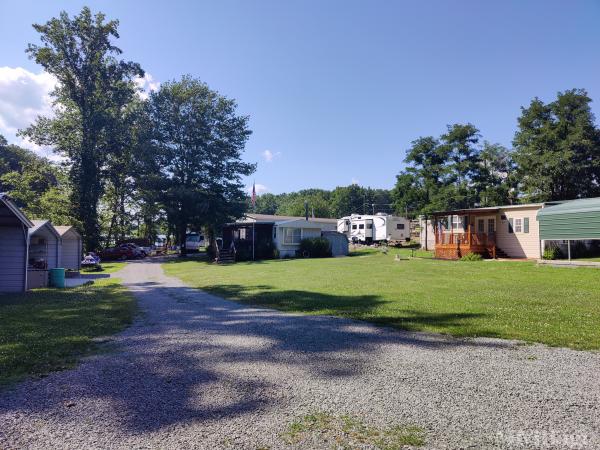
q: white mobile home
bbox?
[28,220,62,289]
[0,193,33,292]
[54,226,83,270]
[224,213,341,259]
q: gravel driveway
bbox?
[1,260,599,449]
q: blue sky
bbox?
[1,1,599,194]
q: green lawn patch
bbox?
[0,278,136,387]
[163,251,600,350]
[282,411,425,448]
[81,261,127,274]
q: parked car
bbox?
[99,245,137,261]
[116,243,148,258]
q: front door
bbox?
[477,219,485,233]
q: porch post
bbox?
[252,222,255,261]
[424,215,428,251]
[567,240,571,261]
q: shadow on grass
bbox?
[0,282,135,388]
[0,269,504,437]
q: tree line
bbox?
[253,186,392,219]
[392,89,600,217]
[4,7,254,254]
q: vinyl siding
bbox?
[0,225,27,292]
[60,230,82,270]
[275,226,323,258]
[496,207,541,259]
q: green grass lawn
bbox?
[164,250,600,350]
[81,261,127,274]
[0,278,136,387]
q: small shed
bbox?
[322,231,349,256]
[537,197,600,259]
[54,226,83,270]
[29,220,62,269]
[0,193,33,292]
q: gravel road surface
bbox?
[1,260,599,449]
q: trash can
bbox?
[49,268,66,288]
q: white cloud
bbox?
[134,73,160,100]
[0,67,57,136]
[261,149,281,163]
[247,183,268,194]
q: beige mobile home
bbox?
[431,203,543,259]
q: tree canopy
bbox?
[138,76,255,254]
[22,7,143,251]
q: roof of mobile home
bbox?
[432,203,544,216]
[239,213,338,224]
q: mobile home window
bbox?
[514,218,522,233]
[451,215,464,230]
[396,223,405,230]
[487,218,495,233]
[523,217,529,233]
[477,219,484,233]
[282,228,302,245]
[352,224,357,230]
[359,224,365,230]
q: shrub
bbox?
[299,237,332,258]
[543,242,562,260]
[460,252,483,261]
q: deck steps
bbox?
[495,247,509,258]
[216,249,235,264]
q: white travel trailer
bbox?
[338,213,410,244]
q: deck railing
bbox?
[435,232,495,247]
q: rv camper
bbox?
[338,213,410,244]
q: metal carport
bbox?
[537,197,600,260]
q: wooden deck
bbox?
[434,232,496,260]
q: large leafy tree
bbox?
[513,89,600,201]
[22,7,143,250]
[392,136,451,217]
[139,76,254,255]
[330,184,367,217]
[0,135,74,224]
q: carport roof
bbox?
[537,197,600,217]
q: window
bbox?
[396,223,405,230]
[523,217,529,233]
[451,215,464,230]
[282,228,301,245]
[487,218,495,233]
[477,219,484,233]
[359,224,365,230]
[352,224,357,230]
[514,218,522,233]
[367,223,373,229]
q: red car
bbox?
[99,245,137,261]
